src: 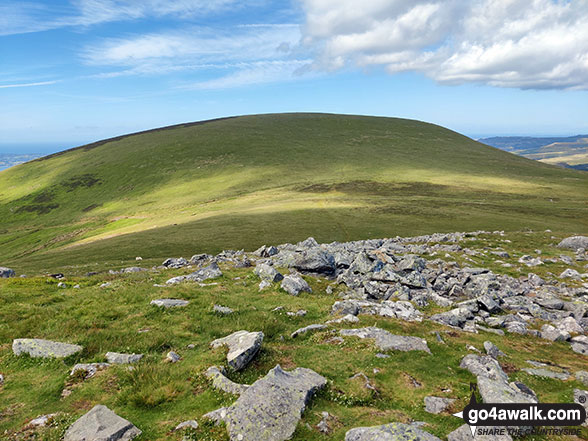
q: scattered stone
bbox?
[326,314,360,324]
[424,396,455,414]
[70,363,110,379]
[166,351,181,363]
[518,255,543,267]
[29,414,57,427]
[166,262,222,284]
[345,423,441,441]
[258,280,271,291]
[254,263,283,282]
[174,420,199,431]
[286,309,307,317]
[63,405,141,441]
[213,304,234,315]
[57,282,66,288]
[375,353,390,359]
[121,267,147,273]
[150,298,189,308]
[522,368,570,380]
[340,327,430,353]
[205,366,250,395]
[222,365,326,441]
[12,338,82,358]
[100,282,112,288]
[210,330,264,371]
[484,341,505,359]
[105,352,143,364]
[281,273,312,295]
[291,324,327,338]
[0,267,15,278]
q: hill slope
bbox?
[0,113,586,272]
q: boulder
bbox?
[64,405,141,441]
[210,330,263,371]
[213,304,234,315]
[105,352,143,364]
[281,273,312,295]
[540,324,570,342]
[162,257,188,268]
[560,268,582,279]
[558,236,588,251]
[522,368,570,380]
[166,262,222,284]
[12,338,82,358]
[345,423,441,441]
[430,308,474,329]
[292,248,336,274]
[205,366,250,395]
[0,267,15,278]
[254,263,283,282]
[340,327,430,353]
[222,365,326,441]
[150,298,189,308]
[483,341,505,359]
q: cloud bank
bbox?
[300,0,588,90]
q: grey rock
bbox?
[64,405,141,441]
[326,314,360,324]
[12,338,82,358]
[258,280,271,291]
[150,298,189,308]
[121,267,147,273]
[105,352,143,364]
[556,316,583,334]
[190,253,212,265]
[298,237,319,248]
[291,324,327,338]
[255,245,279,258]
[29,414,57,427]
[518,255,543,267]
[340,327,430,353]
[576,370,588,386]
[162,257,188,268]
[560,268,582,279]
[424,396,455,414]
[205,366,250,395]
[571,342,588,355]
[430,307,474,329]
[214,304,234,315]
[223,365,326,441]
[460,354,508,382]
[484,341,505,359]
[540,324,570,342]
[292,248,336,275]
[534,296,564,310]
[558,236,588,251]
[254,263,283,282]
[174,420,199,431]
[0,267,15,278]
[166,351,181,363]
[522,368,570,380]
[281,273,312,295]
[166,262,222,284]
[478,375,538,404]
[345,423,441,441]
[70,363,110,379]
[210,330,263,371]
[477,295,501,313]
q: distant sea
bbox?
[0,142,81,171]
[0,153,44,171]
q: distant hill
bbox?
[1,113,587,272]
[479,135,588,169]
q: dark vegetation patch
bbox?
[61,174,102,191]
[298,181,449,196]
[16,203,59,215]
[32,190,55,203]
[82,203,102,212]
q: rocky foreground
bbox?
[1,232,588,440]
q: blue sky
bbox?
[1,0,588,154]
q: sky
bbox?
[1,0,588,154]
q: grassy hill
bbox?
[1,113,587,273]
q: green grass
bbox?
[0,231,587,440]
[0,113,586,274]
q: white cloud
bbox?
[0,80,59,89]
[300,0,588,89]
[0,0,249,36]
[83,25,311,88]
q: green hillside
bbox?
[0,113,586,273]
